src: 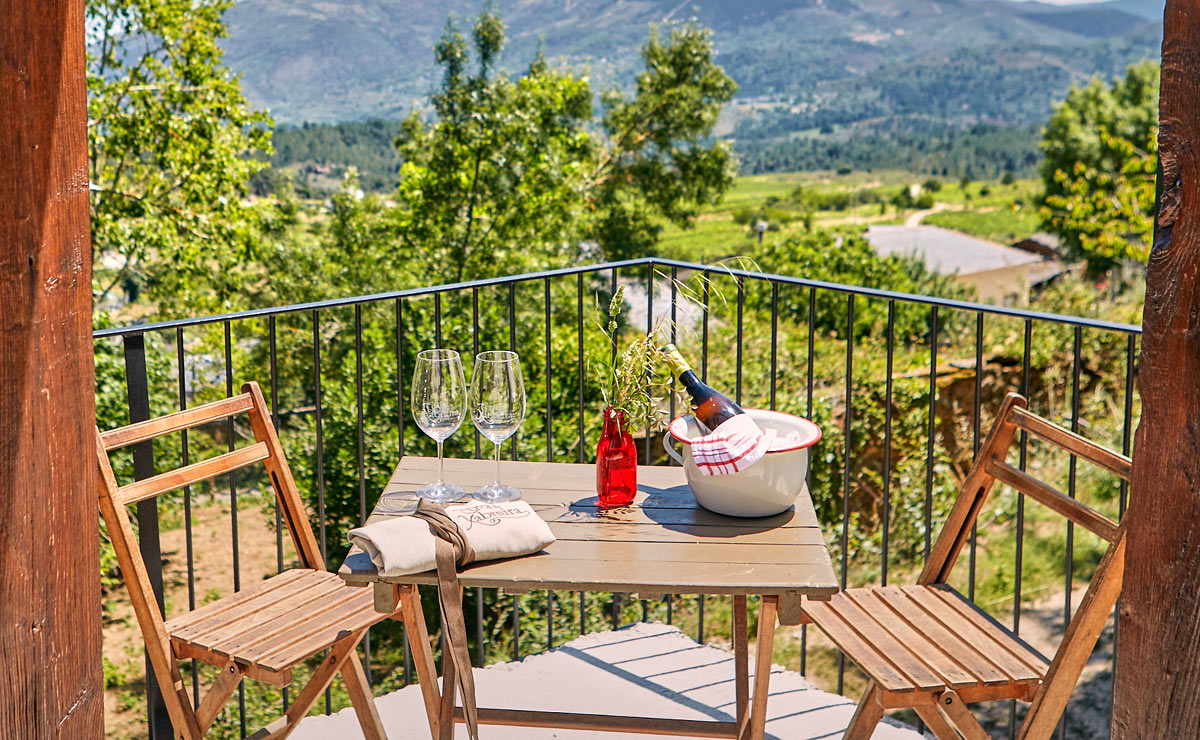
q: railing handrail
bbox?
[93,257,1143,339]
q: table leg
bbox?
[732,595,749,730]
[742,595,779,740]
[398,585,441,739]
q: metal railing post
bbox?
[123,333,172,740]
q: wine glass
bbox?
[469,351,526,502]
[411,348,468,502]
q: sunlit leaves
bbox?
[1038,61,1158,272]
[87,0,273,315]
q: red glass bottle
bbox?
[596,406,637,508]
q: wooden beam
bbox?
[1112,2,1200,737]
[0,0,103,737]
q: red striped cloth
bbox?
[686,415,775,476]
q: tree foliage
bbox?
[1038,61,1158,272]
[391,12,736,282]
[87,0,272,313]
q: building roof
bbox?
[865,225,1043,276]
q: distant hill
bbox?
[222,0,1161,129]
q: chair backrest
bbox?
[95,381,324,736]
[919,391,1129,740]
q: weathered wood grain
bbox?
[1112,2,1200,736]
[341,457,839,597]
[0,0,103,735]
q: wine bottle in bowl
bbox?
[661,344,748,434]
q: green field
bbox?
[657,171,1045,263]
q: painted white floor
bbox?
[291,622,923,740]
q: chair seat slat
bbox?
[872,587,1014,686]
[200,579,351,656]
[801,599,917,693]
[118,442,269,505]
[843,589,980,688]
[165,569,311,634]
[899,586,1044,683]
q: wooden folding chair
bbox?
[803,392,1128,740]
[96,381,394,740]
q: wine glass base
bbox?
[416,482,466,503]
[473,483,522,503]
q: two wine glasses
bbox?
[410,349,526,503]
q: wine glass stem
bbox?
[494,441,501,485]
[437,440,445,484]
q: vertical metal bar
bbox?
[545,277,553,462]
[882,301,895,587]
[175,328,198,705]
[396,299,406,460]
[802,287,815,677]
[1111,332,1136,727]
[222,322,246,737]
[644,264,653,463]
[924,306,939,563]
[699,273,709,642]
[1059,325,1082,740]
[969,312,983,602]
[175,328,199,705]
[123,334,172,740]
[354,305,372,685]
[269,317,284,574]
[313,311,327,564]
[1009,318,1032,740]
[434,292,443,349]
[312,310,332,715]
[837,294,853,695]
[473,288,481,458]
[1120,334,1136,518]
[769,281,778,411]
[224,321,239,594]
[580,591,586,637]
[701,275,710,383]
[669,268,678,453]
[476,589,484,668]
[611,268,619,368]
[578,273,585,464]
[735,278,744,406]
[509,283,518,461]
[546,280,555,654]
[355,305,367,526]
[268,316,288,712]
[512,593,521,661]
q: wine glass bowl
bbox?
[469,351,526,502]
[411,349,467,502]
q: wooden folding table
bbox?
[338,457,838,740]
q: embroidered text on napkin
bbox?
[348,499,555,577]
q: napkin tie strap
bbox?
[411,499,479,739]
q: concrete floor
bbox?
[292,622,923,740]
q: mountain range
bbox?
[221,0,1163,146]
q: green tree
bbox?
[87,0,273,314]
[1038,61,1158,272]
[391,12,736,283]
[589,22,738,258]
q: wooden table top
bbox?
[338,456,838,599]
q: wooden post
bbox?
[1111,1,1200,737]
[0,0,103,737]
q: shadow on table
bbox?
[567,483,793,538]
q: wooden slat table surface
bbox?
[338,457,838,599]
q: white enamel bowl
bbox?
[663,409,822,518]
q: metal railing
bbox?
[94,257,1141,739]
